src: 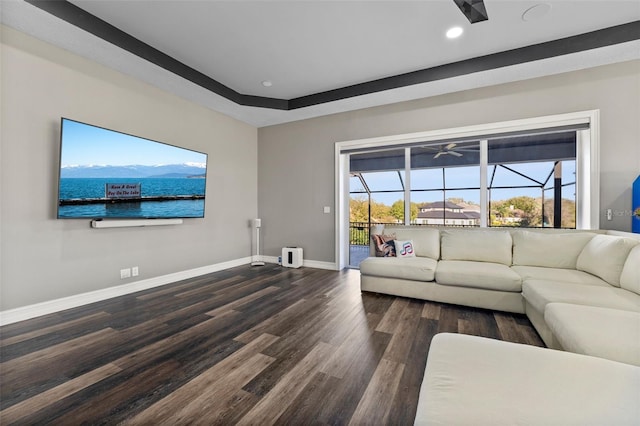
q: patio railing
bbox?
[349,221,480,245]
[349,222,398,245]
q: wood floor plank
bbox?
[315,298,368,347]
[130,341,276,426]
[458,318,475,335]
[112,311,242,371]
[518,323,546,347]
[0,265,547,424]
[1,328,122,406]
[382,299,423,364]
[361,292,395,317]
[470,308,502,340]
[494,312,528,343]
[233,298,310,344]
[241,300,339,398]
[52,359,181,425]
[129,332,278,423]
[421,301,441,320]
[348,358,405,425]
[313,330,393,425]
[436,303,460,333]
[205,286,280,318]
[319,311,384,379]
[0,363,122,424]
[273,371,341,424]
[169,353,275,425]
[0,311,111,348]
[375,298,410,333]
[135,272,234,301]
[236,341,334,425]
[387,317,438,424]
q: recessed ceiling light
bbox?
[446,26,463,39]
[261,80,273,87]
[522,3,551,22]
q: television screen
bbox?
[57,118,208,219]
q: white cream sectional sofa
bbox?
[360,226,640,366]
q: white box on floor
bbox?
[282,247,303,268]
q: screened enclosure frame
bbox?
[350,159,577,228]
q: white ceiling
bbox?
[2,0,639,127]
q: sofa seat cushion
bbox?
[415,333,640,426]
[545,303,640,366]
[511,265,609,287]
[435,260,522,292]
[522,280,640,313]
[359,256,437,282]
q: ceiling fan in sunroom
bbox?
[432,142,484,159]
[433,143,463,158]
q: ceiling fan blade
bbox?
[449,151,463,157]
[445,143,457,150]
[434,152,444,159]
[452,0,489,24]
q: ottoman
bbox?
[415,333,640,425]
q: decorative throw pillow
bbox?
[371,233,396,257]
[382,241,397,257]
[394,240,416,257]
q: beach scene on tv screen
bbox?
[58,119,207,219]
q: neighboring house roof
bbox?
[420,201,463,210]
[418,201,481,220]
[417,210,480,220]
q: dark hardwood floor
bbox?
[0,265,544,425]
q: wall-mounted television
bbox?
[57,118,208,219]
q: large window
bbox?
[349,131,579,229]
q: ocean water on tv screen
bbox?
[58,178,206,218]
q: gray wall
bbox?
[1,27,258,310]
[258,60,640,263]
[2,23,638,310]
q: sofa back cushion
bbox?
[620,244,640,295]
[393,228,440,259]
[441,229,512,265]
[576,235,640,287]
[512,231,596,269]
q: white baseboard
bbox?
[261,255,338,271]
[0,256,252,326]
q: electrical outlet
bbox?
[132,266,139,277]
[120,268,131,279]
